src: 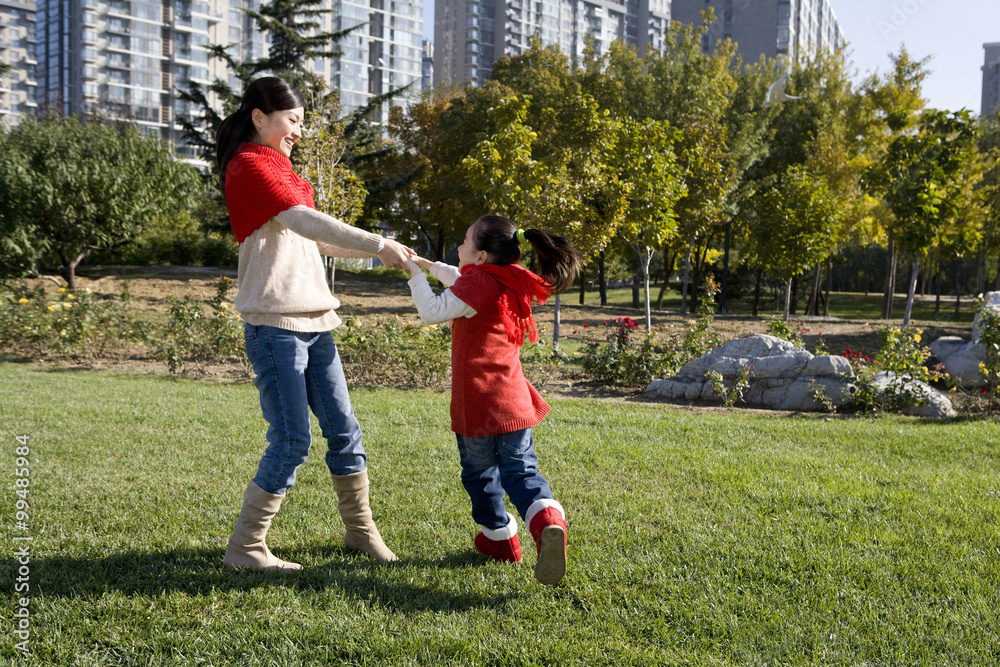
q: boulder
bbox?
[929,290,998,386]
[645,333,956,418]
[645,334,852,412]
[870,372,957,418]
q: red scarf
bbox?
[225,142,315,243]
[462,263,552,347]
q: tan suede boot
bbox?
[223,481,302,571]
[331,470,398,563]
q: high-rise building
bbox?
[27,0,422,155]
[982,42,1000,118]
[0,0,38,128]
[671,0,844,66]
[422,38,433,90]
[34,0,232,156]
[433,0,670,88]
[331,0,423,122]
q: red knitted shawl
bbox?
[224,142,315,244]
[451,263,552,347]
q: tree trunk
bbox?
[325,257,337,293]
[934,261,942,319]
[680,238,694,315]
[995,252,1000,291]
[789,275,799,315]
[823,258,832,317]
[976,252,986,295]
[953,257,962,318]
[903,258,919,326]
[436,228,445,261]
[62,251,87,291]
[655,247,677,310]
[578,263,586,305]
[642,245,653,333]
[783,277,793,322]
[631,258,641,309]
[863,246,871,297]
[752,268,763,317]
[882,232,897,320]
[553,294,561,352]
[807,262,822,316]
[598,250,608,306]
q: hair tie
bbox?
[515,229,526,244]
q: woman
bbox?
[217,76,409,570]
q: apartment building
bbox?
[434,0,670,87]
[0,0,37,128]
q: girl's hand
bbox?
[411,256,434,270]
[404,258,423,278]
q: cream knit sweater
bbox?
[235,205,383,332]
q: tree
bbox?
[0,117,201,288]
[377,89,482,259]
[294,86,369,289]
[616,118,686,331]
[858,47,930,319]
[867,109,979,325]
[749,166,842,321]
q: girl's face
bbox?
[252,107,304,157]
[457,223,487,269]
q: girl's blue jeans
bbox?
[456,427,553,531]
[244,323,366,495]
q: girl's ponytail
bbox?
[523,228,580,295]
[473,214,581,295]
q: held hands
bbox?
[404,255,432,278]
[376,238,415,270]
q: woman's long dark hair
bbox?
[216,77,305,187]
[473,214,581,294]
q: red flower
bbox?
[981,386,989,395]
[582,323,590,329]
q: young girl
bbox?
[218,76,411,571]
[405,215,579,585]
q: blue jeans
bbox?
[244,324,366,495]
[456,428,553,531]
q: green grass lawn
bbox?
[1,363,997,665]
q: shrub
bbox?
[706,362,754,407]
[336,316,451,389]
[153,277,249,376]
[974,297,1000,411]
[580,317,671,388]
[0,281,150,360]
[766,319,805,347]
[842,325,940,413]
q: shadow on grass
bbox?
[0,544,519,612]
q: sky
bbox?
[421,0,1000,115]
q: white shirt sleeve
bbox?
[428,261,462,287]
[407,273,476,325]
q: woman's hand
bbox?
[376,238,414,269]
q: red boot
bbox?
[527,499,567,585]
[474,512,522,563]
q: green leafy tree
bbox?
[867,109,979,325]
[616,118,687,331]
[858,47,930,319]
[750,166,842,321]
[0,117,201,288]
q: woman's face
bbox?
[457,223,487,269]
[252,107,304,157]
